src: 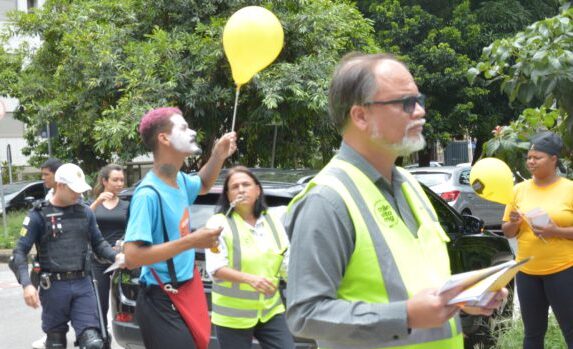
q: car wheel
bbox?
[461,209,472,216]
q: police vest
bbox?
[211,212,288,329]
[38,203,90,273]
[289,159,463,349]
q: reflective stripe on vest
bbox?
[292,159,462,349]
[211,212,287,328]
[212,296,283,319]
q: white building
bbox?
[1,0,45,167]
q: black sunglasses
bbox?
[363,94,426,114]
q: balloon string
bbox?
[231,86,241,132]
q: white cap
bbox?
[55,163,92,193]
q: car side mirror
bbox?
[462,214,485,235]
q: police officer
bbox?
[10,163,123,349]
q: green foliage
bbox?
[357,0,560,166]
[1,162,24,183]
[0,46,23,93]
[482,106,565,176]
[0,210,28,249]
[472,6,573,149]
[473,0,560,42]
[0,0,377,172]
[365,0,519,149]
[0,0,562,170]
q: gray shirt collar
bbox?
[336,142,406,192]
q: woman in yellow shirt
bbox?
[502,131,573,348]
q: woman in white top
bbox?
[205,166,294,349]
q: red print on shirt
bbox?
[179,208,190,237]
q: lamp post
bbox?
[0,100,7,237]
[0,167,6,238]
[268,120,283,169]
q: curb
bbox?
[0,249,12,263]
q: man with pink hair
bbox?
[124,107,237,349]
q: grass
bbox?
[472,313,566,349]
[0,210,29,249]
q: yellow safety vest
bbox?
[210,211,288,329]
[289,159,463,349]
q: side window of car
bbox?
[424,188,463,236]
[459,170,470,185]
[11,193,24,206]
[26,184,46,200]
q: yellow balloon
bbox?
[470,158,514,205]
[223,6,284,86]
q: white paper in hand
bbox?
[524,208,551,227]
[104,253,125,274]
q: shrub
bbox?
[0,210,29,249]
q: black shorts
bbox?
[135,286,197,349]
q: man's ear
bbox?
[349,104,369,131]
[157,132,170,147]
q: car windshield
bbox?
[188,194,288,231]
[217,169,316,185]
[411,172,451,187]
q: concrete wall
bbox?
[0,0,16,21]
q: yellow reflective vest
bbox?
[289,159,463,349]
[210,211,288,329]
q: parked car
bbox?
[408,165,506,228]
[403,161,444,169]
[0,180,45,214]
[111,169,513,349]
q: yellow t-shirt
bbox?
[503,177,573,275]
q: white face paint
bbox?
[167,114,202,155]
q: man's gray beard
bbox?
[388,135,426,157]
[370,124,426,156]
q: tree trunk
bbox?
[473,137,484,165]
[418,147,431,167]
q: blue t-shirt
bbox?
[124,171,202,286]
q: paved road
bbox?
[0,263,122,348]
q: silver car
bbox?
[408,165,505,228]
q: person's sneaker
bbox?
[31,335,46,349]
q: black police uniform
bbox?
[10,200,117,349]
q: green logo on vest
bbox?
[374,200,397,227]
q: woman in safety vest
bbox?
[205,166,295,349]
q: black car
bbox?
[0,180,46,214]
[111,169,514,349]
